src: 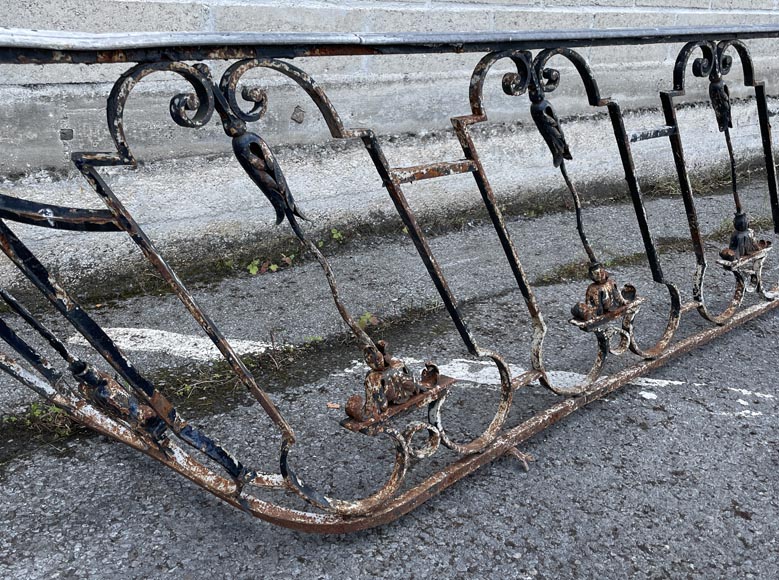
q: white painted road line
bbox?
[727,386,774,400]
[67,327,272,362]
[65,332,772,420]
[353,356,686,391]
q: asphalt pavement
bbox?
[1,180,778,579]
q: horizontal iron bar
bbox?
[0,194,120,232]
[391,160,477,184]
[629,125,677,142]
[3,25,779,63]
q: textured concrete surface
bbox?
[3,1,779,299]
[2,1,779,173]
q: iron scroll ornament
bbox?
[2,31,779,531]
[0,57,532,519]
[461,47,683,396]
[662,40,779,324]
[89,58,469,516]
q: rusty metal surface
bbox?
[1,27,778,533]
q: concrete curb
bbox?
[0,97,774,303]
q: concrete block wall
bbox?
[1,1,778,300]
[1,1,778,174]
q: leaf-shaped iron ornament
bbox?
[232,132,307,225]
[709,78,732,133]
[530,99,572,168]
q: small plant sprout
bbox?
[357,311,379,329]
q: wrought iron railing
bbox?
[1,26,779,532]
